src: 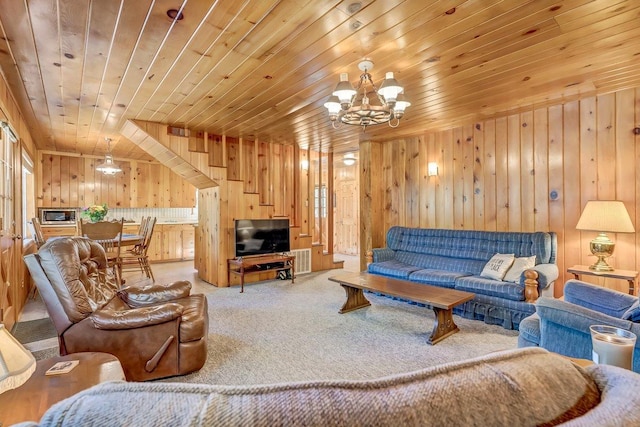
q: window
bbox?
[314,185,327,218]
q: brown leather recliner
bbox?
[24,237,208,381]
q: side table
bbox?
[567,265,639,295]
[0,352,125,425]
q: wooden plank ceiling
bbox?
[0,0,639,161]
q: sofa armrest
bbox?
[117,280,192,308]
[564,279,636,318]
[530,263,558,290]
[90,303,184,330]
[536,297,633,334]
[369,248,395,263]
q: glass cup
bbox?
[590,325,637,370]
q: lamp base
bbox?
[589,256,615,272]
[588,234,615,272]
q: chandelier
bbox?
[324,60,410,131]
[96,138,122,175]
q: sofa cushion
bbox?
[503,256,536,283]
[367,260,420,279]
[408,269,470,289]
[480,253,515,280]
[454,275,524,301]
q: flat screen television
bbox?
[234,218,290,258]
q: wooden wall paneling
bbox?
[59,156,70,206]
[272,143,283,215]
[431,131,444,228]
[452,127,464,229]
[299,147,309,235]
[548,104,565,295]
[39,154,49,206]
[597,93,622,291]
[579,96,598,282]
[310,149,318,242]
[136,163,149,207]
[615,89,637,281]
[218,180,230,286]
[473,122,484,229]
[129,160,138,208]
[161,163,171,207]
[150,163,162,208]
[405,137,420,228]
[483,120,497,231]
[562,100,582,285]
[520,111,535,232]
[258,141,271,206]
[189,131,207,153]
[441,129,454,229]
[596,94,617,199]
[284,145,294,220]
[207,133,225,167]
[462,124,474,229]
[242,139,257,194]
[382,143,392,233]
[495,117,509,231]
[359,141,383,271]
[84,157,95,206]
[74,157,84,208]
[226,136,240,181]
[51,155,61,205]
[419,134,432,228]
[507,114,522,231]
[391,140,405,227]
[169,163,181,207]
[533,108,549,231]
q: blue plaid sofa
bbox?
[367,227,558,330]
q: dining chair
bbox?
[80,218,124,284]
[31,217,46,248]
[120,217,156,281]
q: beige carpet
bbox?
[162,270,519,385]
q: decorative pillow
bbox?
[480,253,515,281]
[503,256,537,283]
[622,299,640,322]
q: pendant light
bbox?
[96,138,122,175]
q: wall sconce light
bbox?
[343,152,356,166]
[300,160,309,170]
[428,162,438,177]
[0,121,18,143]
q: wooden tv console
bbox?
[227,254,295,293]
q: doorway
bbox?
[333,153,359,271]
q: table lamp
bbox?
[576,200,635,271]
[0,324,36,393]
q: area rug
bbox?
[11,317,57,344]
[163,270,519,386]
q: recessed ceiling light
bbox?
[167,9,184,21]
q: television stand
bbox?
[228,254,295,293]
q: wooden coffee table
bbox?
[329,272,475,345]
[0,352,125,425]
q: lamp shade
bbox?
[0,324,36,393]
[576,201,635,233]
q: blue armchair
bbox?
[518,279,640,372]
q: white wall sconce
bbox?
[428,162,438,177]
[300,159,309,170]
[343,152,356,166]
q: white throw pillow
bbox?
[480,253,515,281]
[503,256,537,283]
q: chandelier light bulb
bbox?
[378,72,403,103]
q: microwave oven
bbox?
[39,207,79,225]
